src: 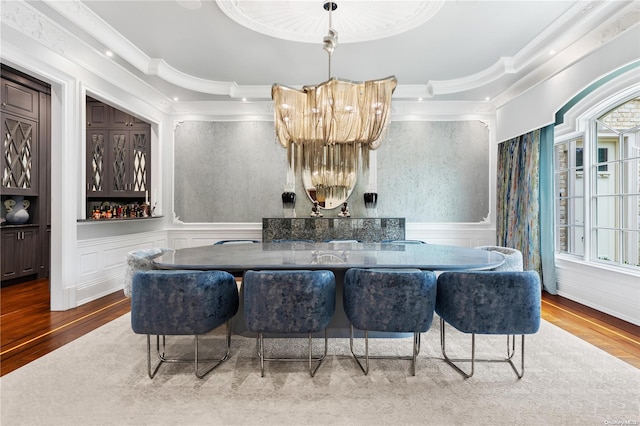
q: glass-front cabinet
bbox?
[1,65,50,282]
[2,78,39,196]
[85,98,151,218]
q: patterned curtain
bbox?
[497,126,557,293]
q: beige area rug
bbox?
[1,313,638,426]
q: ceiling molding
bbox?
[215,0,446,44]
[33,0,640,104]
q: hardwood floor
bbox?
[1,278,639,376]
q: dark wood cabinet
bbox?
[1,78,39,120]
[1,226,38,280]
[1,65,50,284]
[110,108,147,129]
[86,101,109,127]
[86,99,151,199]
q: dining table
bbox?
[153,241,505,337]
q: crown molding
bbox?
[18,0,640,105]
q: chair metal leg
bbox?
[255,329,329,377]
[349,325,422,376]
[440,317,527,379]
[145,320,233,379]
[258,332,265,377]
[146,335,164,379]
[194,321,233,379]
[412,332,420,376]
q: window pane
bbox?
[622,194,639,231]
[556,225,584,255]
[622,132,640,160]
[555,144,568,170]
[596,228,620,262]
[556,171,568,197]
[557,225,568,252]
[594,196,619,228]
[594,162,619,195]
[623,231,640,268]
[554,137,585,256]
[623,157,639,193]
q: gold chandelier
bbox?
[272,1,397,209]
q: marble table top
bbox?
[153,242,505,272]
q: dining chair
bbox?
[475,246,523,271]
[243,269,336,377]
[123,247,172,297]
[343,268,437,376]
[436,270,541,379]
[130,269,239,379]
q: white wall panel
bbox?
[76,230,168,305]
[556,257,640,326]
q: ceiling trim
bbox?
[39,0,639,103]
[215,0,446,44]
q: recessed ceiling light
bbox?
[105,50,114,57]
[173,97,179,101]
[485,97,491,101]
[418,97,423,101]
[242,97,247,102]
[549,49,556,55]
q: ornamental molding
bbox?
[1,0,65,54]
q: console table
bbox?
[262,217,405,242]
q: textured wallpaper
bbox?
[174,120,489,223]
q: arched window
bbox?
[555,97,640,269]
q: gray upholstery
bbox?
[476,246,523,271]
[123,247,172,297]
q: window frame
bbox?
[554,95,640,271]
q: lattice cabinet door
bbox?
[86,128,108,196]
[110,130,129,196]
[129,129,150,196]
[108,128,149,197]
[2,111,38,195]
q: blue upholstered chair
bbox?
[131,270,239,379]
[214,239,260,245]
[475,246,524,271]
[435,270,541,379]
[123,247,173,297]
[343,268,438,376]
[243,270,336,377]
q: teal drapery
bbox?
[497,126,557,293]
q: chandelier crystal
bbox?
[272,2,397,209]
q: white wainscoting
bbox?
[167,221,496,249]
[167,222,263,249]
[406,222,497,247]
[556,256,640,326]
[75,230,169,306]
